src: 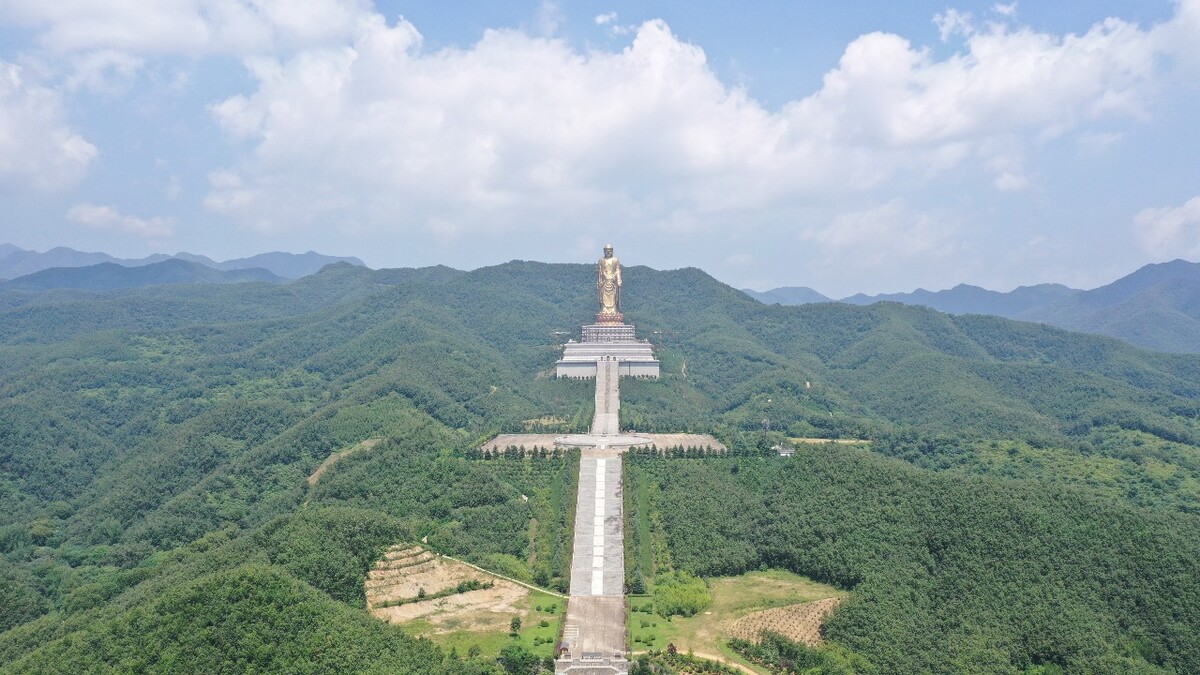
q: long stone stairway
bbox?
[591,357,620,436]
[556,357,629,674]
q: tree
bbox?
[510,616,522,634]
[499,644,538,674]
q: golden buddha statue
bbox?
[596,244,623,324]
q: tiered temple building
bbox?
[555,244,660,379]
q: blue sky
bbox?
[1,0,1198,296]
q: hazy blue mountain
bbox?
[0,245,365,279]
[747,260,1200,353]
[1068,258,1200,306]
[2,258,282,291]
[741,286,831,305]
[0,246,170,278]
[1023,259,1200,353]
[840,282,1079,316]
[211,251,366,278]
[171,252,222,266]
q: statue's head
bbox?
[604,244,614,257]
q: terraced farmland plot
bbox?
[727,597,842,646]
[364,544,565,659]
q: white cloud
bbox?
[67,204,173,238]
[197,7,1186,241]
[799,200,959,266]
[0,60,96,189]
[593,11,632,36]
[534,0,563,36]
[1134,196,1200,258]
[63,49,144,92]
[7,1,1197,274]
[934,9,975,42]
[0,0,375,57]
[993,3,1018,18]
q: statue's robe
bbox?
[597,256,622,315]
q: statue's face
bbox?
[604,245,613,258]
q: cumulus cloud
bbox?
[6,0,1198,271]
[0,60,96,189]
[1134,196,1200,258]
[193,6,1188,240]
[67,204,173,238]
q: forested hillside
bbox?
[2,260,1199,673]
[628,449,1200,674]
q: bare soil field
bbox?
[364,545,565,658]
[366,545,525,626]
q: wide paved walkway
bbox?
[557,358,628,674]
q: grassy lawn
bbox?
[630,569,845,672]
[407,589,565,660]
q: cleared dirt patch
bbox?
[365,544,565,659]
[307,438,381,485]
[787,437,869,445]
[727,597,843,646]
[366,545,524,624]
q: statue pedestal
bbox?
[582,323,636,343]
[556,323,660,379]
[595,311,624,325]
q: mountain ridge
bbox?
[0,244,364,280]
[745,259,1200,353]
[1,258,285,291]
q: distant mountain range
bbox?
[0,245,365,280]
[1,258,283,291]
[744,259,1200,353]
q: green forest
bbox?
[2,260,1200,673]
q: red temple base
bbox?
[595,312,625,325]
